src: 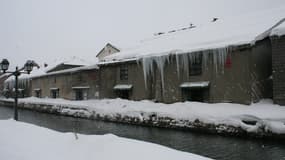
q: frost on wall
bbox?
[139,47,229,94]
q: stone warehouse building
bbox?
[99,41,272,104]
[30,65,99,100]
[2,56,100,100]
[98,7,285,105]
[2,8,285,106]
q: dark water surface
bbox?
[0,105,284,160]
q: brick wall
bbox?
[271,35,285,105]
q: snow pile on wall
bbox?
[0,120,211,160]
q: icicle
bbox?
[212,47,228,74]
[141,57,154,89]
[154,55,170,93]
[175,54,180,78]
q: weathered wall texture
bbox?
[99,62,149,100]
[99,41,272,105]
[271,35,285,105]
[30,70,99,100]
[250,38,273,102]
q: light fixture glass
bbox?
[1,59,10,72]
[24,60,33,74]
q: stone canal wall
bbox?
[1,99,284,140]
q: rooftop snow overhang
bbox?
[50,88,59,90]
[72,86,90,89]
[12,88,24,91]
[113,84,133,90]
[180,81,210,89]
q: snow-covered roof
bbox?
[113,84,133,90]
[72,86,90,89]
[50,88,59,90]
[180,81,210,88]
[45,56,93,73]
[101,6,285,64]
[32,64,99,78]
[5,62,99,82]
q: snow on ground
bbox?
[10,97,285,134]
[0,120,211,160]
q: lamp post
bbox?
[0,59,36,121]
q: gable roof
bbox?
[45,56,91,73]
[96,43,120,58]
[100,6,285,64]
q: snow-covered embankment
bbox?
[0,97,285,139]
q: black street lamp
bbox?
[0,59,37,121]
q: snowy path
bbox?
[0,120,211,160]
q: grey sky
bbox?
[0,0,284,68]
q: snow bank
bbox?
[3,97,285,136]
[0,120,211,160]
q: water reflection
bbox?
[0,106,285,160]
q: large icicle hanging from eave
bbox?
[212,47,228,73]
[140,47,228,93]
[140,55,170,91]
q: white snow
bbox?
[101,6,285,63]
[4,56,98,82]
[50,88,59,90]
[0,120,211,160]
[6,97,285,134]
[180,81,210,88]
[270,18,285,36]
[113,84,133,90]
[72,86,90,89]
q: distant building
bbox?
[30,65,99,100]
[96,43,120,61]
[3,56,92,99]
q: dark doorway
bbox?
[35,90,41,98]
[182,89,207,102]
[50,89,59,98]
[75,90,83,100]
[117,90,130,99]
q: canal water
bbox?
[0,105,284,160]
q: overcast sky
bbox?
[0,0,284,68]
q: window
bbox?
[77,74,83,82]
[189,54,202,75]
[120,65,128,80]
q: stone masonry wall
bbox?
[271,35,285,105]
